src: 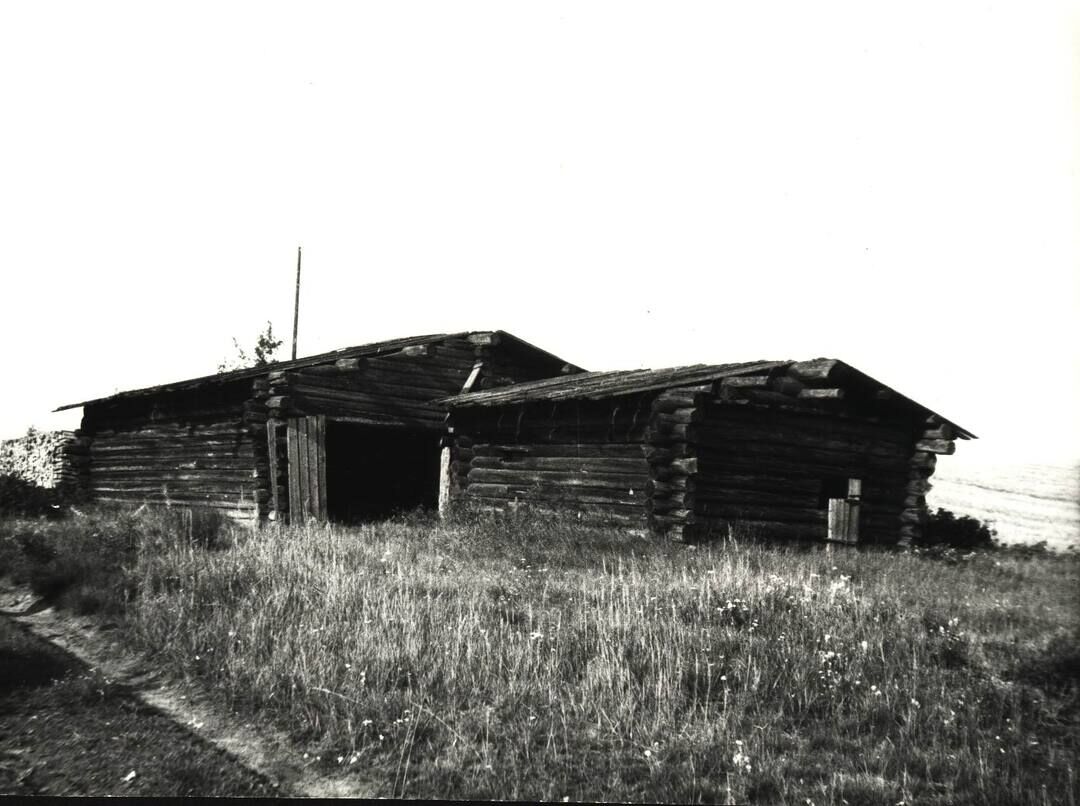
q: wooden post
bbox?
[292,246,301,360]
[266,419,280,520]
[438,446,452,518]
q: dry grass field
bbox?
[1,506,1077,804]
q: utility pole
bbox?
[292,246,302,360]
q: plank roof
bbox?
[56,330,581,412]
[442,360,789,406]
[443,359,976,439]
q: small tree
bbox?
[218,321,283,373]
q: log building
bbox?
[56,331,580,524]
[442,359,974,545]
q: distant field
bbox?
[929,461,1080,550]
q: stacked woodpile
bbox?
[0,429,83,493]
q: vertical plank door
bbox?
[827,478,861,544]
[286,415,327,523]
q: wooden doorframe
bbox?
[286,415,327,523]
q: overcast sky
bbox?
[2,1,1076,468]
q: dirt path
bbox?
[0,579,378,798]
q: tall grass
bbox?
[88,510,1078,804]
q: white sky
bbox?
[2,1,1077,468]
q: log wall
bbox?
[447,395,653,526]
[256,333,576,522]
[80,381,261,521]
[688,401,915,543]
[449,359,949,544]
[641,363,927,543]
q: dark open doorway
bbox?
[324,421,441,523]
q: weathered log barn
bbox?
[56,332,580,524]
[442,359,974,545]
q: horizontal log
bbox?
[693,438,908,466]
[90,446,255,460]
[906,479,933,495]
[649,510,696,527]
[718,388,797,406]
[652,408,703,427]
[769,375,805,396]
[787,359,839,383]
[91,494,261,511]
[644,424,695,443]
[909,451,937,470]
[922,423,957,441]
[289,385,440,414]
[719,376,771,390]
[469,456,648,473]
[687,473,825,494]
[464,413,652,434]
[464,483,644,508]
[697,453,907,481]
[363,357,471,383]
[293,364,345,376]
[471,425,650,443]
[900,508,928,525]
[797,388,844,400]
[85,402,245,424]
[456,496,646,524]
[323,414,442,429]
[693,517,824,541]
[471,442,643,459]
[335,358,363,371]
[670,457,698,475]
[289,397,443,425]
[650,493,694,512]
[375,353,474,374]
[290,373,455,400]
[899,524,922,540]
[702,403,911,442]
[651,388,708,412]
[466,467,649,488]
[695,503,827,524]
[644,445,693,464]
[89,486,265,500]
[914,438,955,455]
[90,436,251,450]
[694,418,910,453]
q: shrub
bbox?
[919,507,997,549]
[0,474,60,518]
